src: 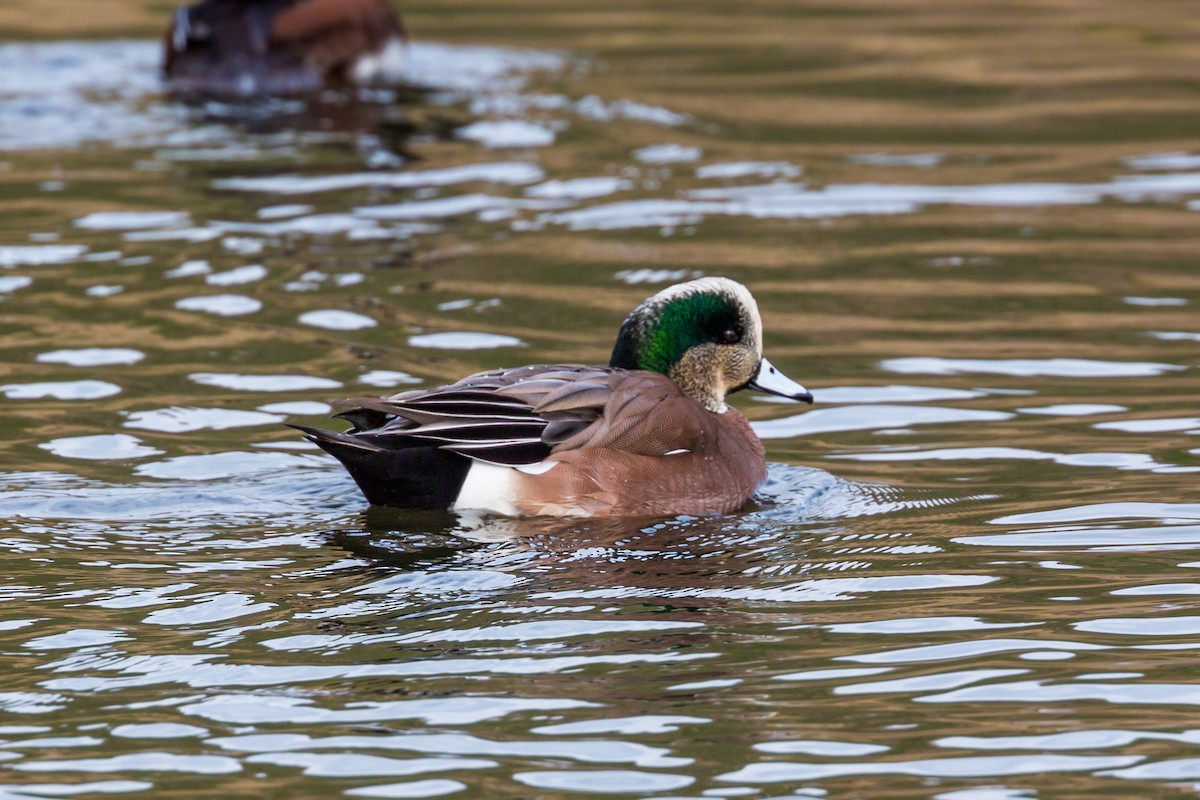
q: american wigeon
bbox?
[164,0,407,97]
[298,277,813,517]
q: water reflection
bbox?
[2,3,1200,798]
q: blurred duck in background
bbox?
[163,0,407,97]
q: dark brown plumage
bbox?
[163,0,406,97]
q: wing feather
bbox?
[323,364,620,466]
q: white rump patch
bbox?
[353,37,407,84]
[453,461,519,516]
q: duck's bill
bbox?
[749,357,814,404]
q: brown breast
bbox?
[514,374,768,517]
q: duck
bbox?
[297,277,814,518]
[163,0,407,97]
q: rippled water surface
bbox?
[3,2,1200,797]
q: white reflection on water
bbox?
[0,781,152,797]
[215,162,544,195]
[834,669,1029,695]
[843,638,1106,664]
[262,618,702,651]
[634,144,702,164]
[937,728,1200,750]
[40,434,161,461]
[258,204,313,219]
[1112,583,1200,595]
[359,370,422,387]
[755,739,889,756]
[190,373,341,392]
[1017,403,1126,416]
[834,447,1193,474]
[142,592,273,626]
[696,161,801,179]
[298,310,377,330]
[345,779,466,798]
[614,268,701,285]
[1107,759,1200,781]
[205,265,267,286]
[134,452,324,480]
[357,194,560,221]
[850,152,944,168]
[807,385,986,404]
[531,715,709,735]
[174,295,261,316]
[37,348,144,367]
[752,405,1011,439]
[530,574,996,603]
[1125,152,1200,171]
[1150,331,1200,342]
[85,284,125,297]
[718,754,1141,783]
[124,407,283,433]
[212,731,690,768]
[992,502,1200,525]
[0,275,32,293]
[408,332,525,349]
[24,628,130,650]
[526,177,631,199]
[184,695,591,726]
[164,260,211,278]
[0,380,121,400]
[541,171,1200,230]
[456,119,556,148]
[920,680,1200,707]
[258,401,332,416]
[15,753,242,774]
[112,723,207,739]
[1095,417,1200,432]
[1073,616,1200,636]
[1124,296,1188,306]
[40,652,712,694]
[247,752,494,777]
[0,245,88,266]
[514,770,694,794]
[827,616,1036,635]
[75,211,189,230]
[881,357,1183,378]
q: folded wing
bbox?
[313,365,621,467]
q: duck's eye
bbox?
[718,327,740,344]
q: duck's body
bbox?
[299,278,813,518]
[164,0,406,97]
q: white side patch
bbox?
[453,461,520,516]
[664,448,691,456]
[352,37,408,84]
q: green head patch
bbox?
[610,289,745,375]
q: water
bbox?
[2,2,1200,797]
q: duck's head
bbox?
[609,277,814,413]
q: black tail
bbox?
[290,424,471,509]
